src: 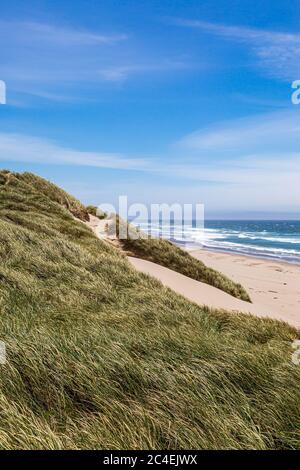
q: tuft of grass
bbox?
[86,205,107,219]
[0,170,299,450]
[118,218,251,301]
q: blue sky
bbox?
[0,0,300,217]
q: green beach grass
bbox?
[121,233,251,301]
[0,170,299,450]
[105,214,251,301]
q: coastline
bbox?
[186,244,300,266]
[190,248,300,328]
[143,219,300,266]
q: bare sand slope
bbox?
[128,256,300,328]
[191,250,300,328]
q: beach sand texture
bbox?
[129,251,300,329]
[191,249,300,327]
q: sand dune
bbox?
[128,256,299,328]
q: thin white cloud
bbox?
[171,18,296,42]
[97,60,189,81]
[0,19,190,101]
[171,18,300,80]
[168,155,300,211]
[177,110,300,153]
[168,110,300,210]
[0,133,149,170]
[0,20,127,46]
[0,20,129,85]
[170,153,300,185]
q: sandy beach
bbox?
[192,249,300,327]
[129,250,300,329]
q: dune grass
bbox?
[114,216,251,301]
[0,170,300,450]
[85,205,107,219]
[15,171,90,221]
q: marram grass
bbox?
[0,170,299,450]
[109,213,251,301]
[121,233,251,301]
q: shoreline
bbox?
[186,245,300,267]
[190,248,300,328]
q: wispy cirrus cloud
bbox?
[170,18,300,81]
[166,154,300,211]
[0,22,115,103]
[177,110,300,154]
[0,20,128,85]
[0,19,190,102]
[98,60,189,82]
[169,110,300,209]
[0,20,128,46]
[0,133,150,170]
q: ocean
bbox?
[136,220,300,265]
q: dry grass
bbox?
[0,170,299,450]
